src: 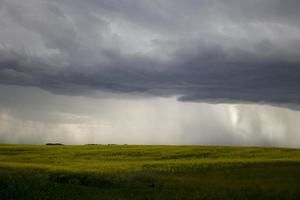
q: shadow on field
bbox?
[1,164,300,200]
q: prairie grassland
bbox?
[0,145,300,199]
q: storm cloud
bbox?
[0,0,300,107]
[1,85,300,146]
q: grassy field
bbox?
[0,145,300,199]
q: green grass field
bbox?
[0,145,300,199]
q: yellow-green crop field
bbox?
[1,144,300,199]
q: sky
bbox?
[0,0,300,146]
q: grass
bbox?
[0,144,300,199]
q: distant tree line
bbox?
[46,143,64,146]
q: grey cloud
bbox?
[1,0,300,108]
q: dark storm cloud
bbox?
[1,0,300,107]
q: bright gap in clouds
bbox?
[0,85,300,147]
